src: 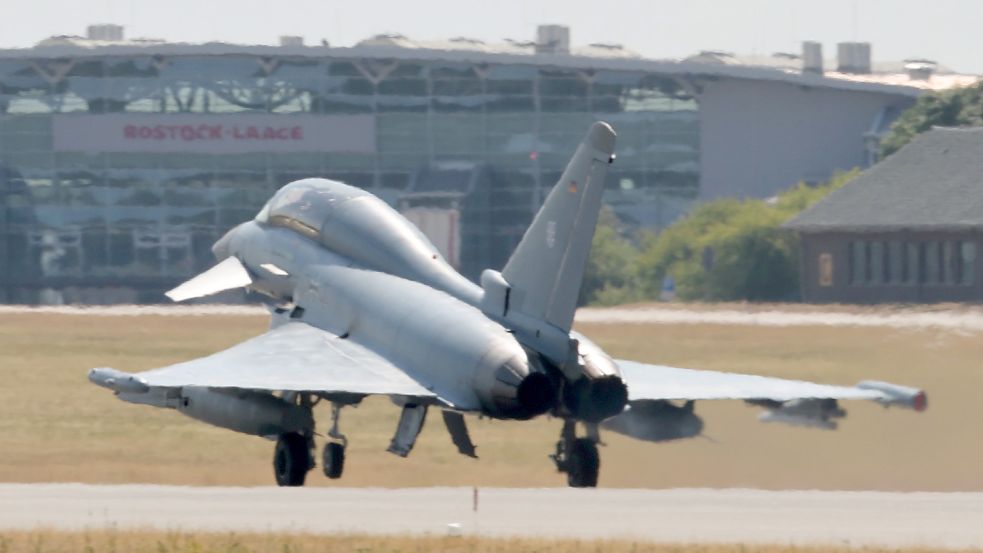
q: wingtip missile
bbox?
[856,380,928,412]
[88,367,149,394]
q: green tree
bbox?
[580,207,642,306]
[880,83,983,157]
[632,171,856,302]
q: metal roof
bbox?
[785,127,983,232]
[1,36,976,97]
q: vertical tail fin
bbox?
[500,122,616,332]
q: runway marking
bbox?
[1,485,981,548]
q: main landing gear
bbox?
[273,400,348,486]
[551,419,601,488]
[322,402,347,479]
[273,432,311,486]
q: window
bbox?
[870,241,884,284]
[818,253,833,287]
[888,241,903,284]
[925,242,941,284]
[906,242,919,285]
[850,241,866,284]
[961,242,977,286]
[943,241,956,284]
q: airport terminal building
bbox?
[0,25,975,303]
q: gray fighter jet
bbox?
[90,122,926,487]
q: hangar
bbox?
[0,24,975,302]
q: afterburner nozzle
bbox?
[564,375,629,423]
[476,354,558,420]
[516,372,556,418]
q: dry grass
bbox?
[0,530,977,553]
[0,311,980,490]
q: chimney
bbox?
[802,41,823,75]
[837,42,872,74]
[535,25,570,55]
[86,24,124,42]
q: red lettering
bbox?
[121,121,310,144]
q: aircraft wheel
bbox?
[273,433,309,487]
[322,442,345,479]
[566,438,599,488]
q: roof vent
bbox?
[535,25,570,54]
[685,50,738,65]
[504,38,536,48]
[589,43,624,50]
[356,33,415,48]
[904,59,937,81]
[449,37,485,45]
[279,36,304,47]
[836,42,872,74]
[86,24,123,42]
[802,41,823,75]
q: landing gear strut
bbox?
[551,419,600,488]
[323,402,347,479]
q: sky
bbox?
[3,0,983,74]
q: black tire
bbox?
[273,433,309,487]
[566,438,600,488]
[322,442,345,479]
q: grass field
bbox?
[0,530,977,553]
[0,309,980,490]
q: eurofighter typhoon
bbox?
[90,123,927,487]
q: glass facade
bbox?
[0,53,699,303]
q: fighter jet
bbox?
[89,122,927,487]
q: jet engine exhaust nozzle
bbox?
[516,372,556,418]
[478,357,558,420]
[565,375,629,423]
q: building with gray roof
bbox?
[785,127,983,303]
[0,24,976,303]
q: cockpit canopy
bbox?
[255,178,370,239]
[254,179,473,299]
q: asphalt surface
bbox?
[7,303,983,332]
[2,485,981,548]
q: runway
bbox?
[6,303,983,333]
[2,485,982,548]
